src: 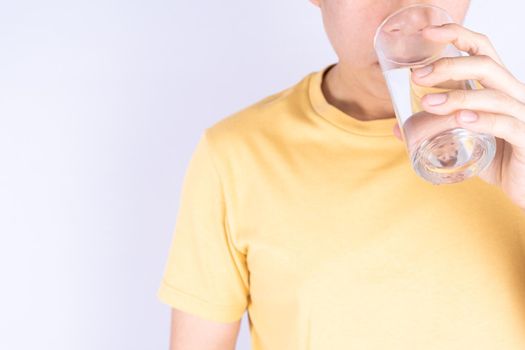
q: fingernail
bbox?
[459,110,478,122]
[413,64,433,77]
[425,93,448,106]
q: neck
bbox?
[321,63,396,121]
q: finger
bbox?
[420,88,525,124]
[422,23,504,66]
[455,110,525,151]
[411,55,525,104]
[393,123,403,140]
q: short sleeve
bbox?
[156,129,249,323]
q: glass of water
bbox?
[373,3,496,185]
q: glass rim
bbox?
[373,3,455,67]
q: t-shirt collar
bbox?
[308,63,398,137]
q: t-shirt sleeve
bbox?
[156,129,249,323]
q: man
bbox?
[158,1,525,348]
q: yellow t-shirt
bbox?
[157,64,525,349]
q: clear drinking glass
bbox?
[373,3,496,185]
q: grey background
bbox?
[1,1,524,349]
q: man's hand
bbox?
[393,23,525,211]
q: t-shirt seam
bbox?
[306,69,397,138]
[202,129,245,256]
[160,277,244,309]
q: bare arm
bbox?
[169,308,241,350]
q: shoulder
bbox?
[205,71,315,149]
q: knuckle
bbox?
[518,122,525,144]
[516,119,525,134]
[494,90,517,112]
[508,118,524,139]
[437,56,454,71]
[476,54,494,69]
[487,114,498,132]
[476,32,490,42]
[491,115,520,141]
[450,89,469,106]
[514,99,525,119]
[518,82,525,104]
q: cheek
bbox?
[321,2,393,66]
[323,16,384,65]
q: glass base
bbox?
[411,128,496,185]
